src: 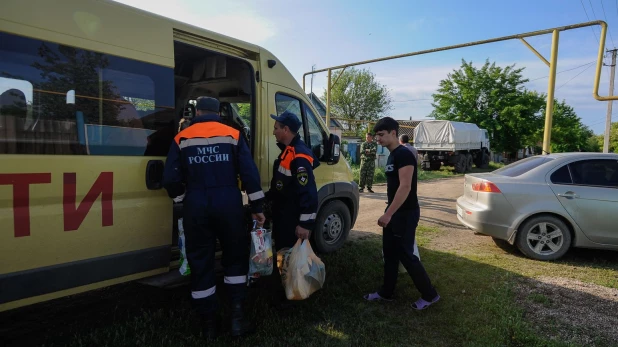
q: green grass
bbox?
[464,237,618,290]
[527,293,552,307]
[23,225,616,347]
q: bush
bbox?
[352,164,386,184]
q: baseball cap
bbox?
[195,96,220,112]
[270,111,301,133]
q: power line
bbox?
[588,0,601,24]
[392,63,597,103]
[556,63,596,90]
[527,61,596,82]
[589,116,613,126]
[600,0,616,47]
[581,0,600,42]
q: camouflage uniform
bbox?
[359,141,377,191]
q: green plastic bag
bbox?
[178,218,191,276]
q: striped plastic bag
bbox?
[178,218,191,276]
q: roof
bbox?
[307,93,344,129]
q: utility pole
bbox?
[604,49,617,153]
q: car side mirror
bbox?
[326,133,341,164]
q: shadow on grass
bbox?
[488,234,618,273]
[1,239,617,347]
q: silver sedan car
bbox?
[456,152,618,260]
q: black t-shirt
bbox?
[385,145,418,210]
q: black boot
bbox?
[230,301,255,337]
[202,314,218,341]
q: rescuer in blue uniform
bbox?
[162,96,265,340]
[265,111,319,308]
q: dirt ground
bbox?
[350,177,483,250]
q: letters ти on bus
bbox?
[0,0,359,311]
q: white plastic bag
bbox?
[248,223,273,277]
[178,218,191,276]
[277,239,325,300]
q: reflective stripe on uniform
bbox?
[247,191,265,201]
[278,165,292,176]
[191,286,216,299]
[174,121,240,145]
[279,146,314,170]
[224,276,247,284]
[179,136,238,149]
[299,213,316,221]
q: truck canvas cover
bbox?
[413,120,483,151]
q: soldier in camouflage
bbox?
[359,132,377,193]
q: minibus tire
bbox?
[312,200,351,254]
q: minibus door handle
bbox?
[146,160,164,190]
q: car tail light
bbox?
[472,181,501,193]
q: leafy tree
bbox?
[430,59,596,155]
[321,67,392,135]
[430,59,544,155]
[234,103,251,126]
[596,122,618,153]
[586,133,602,152]
[32,43,123,126]
[534,100,596,153]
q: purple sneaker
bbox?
[363,292,393,302]
[411,295,440,310]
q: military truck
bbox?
[413,120,490,173]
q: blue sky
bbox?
[116,0,618,135]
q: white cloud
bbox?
[113,0,277,44]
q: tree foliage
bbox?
[32,43,123,126]
[431,59,596,155]
[322,67,392,135]
[596,122,618,153]
[536,100,596,153]
[235,103,251,126]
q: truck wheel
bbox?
[312,200,351,254]
[454,155,466,173]
[480,152,490,169]
[466,154,473,172]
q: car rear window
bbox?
[493,156,555,177]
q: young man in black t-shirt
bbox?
[363,117,440,310]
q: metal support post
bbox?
[604,49,617,153]
[542,30,559,155]
[326,69,332,127]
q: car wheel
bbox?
[312,200,351,254]
[515,215,572,261]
